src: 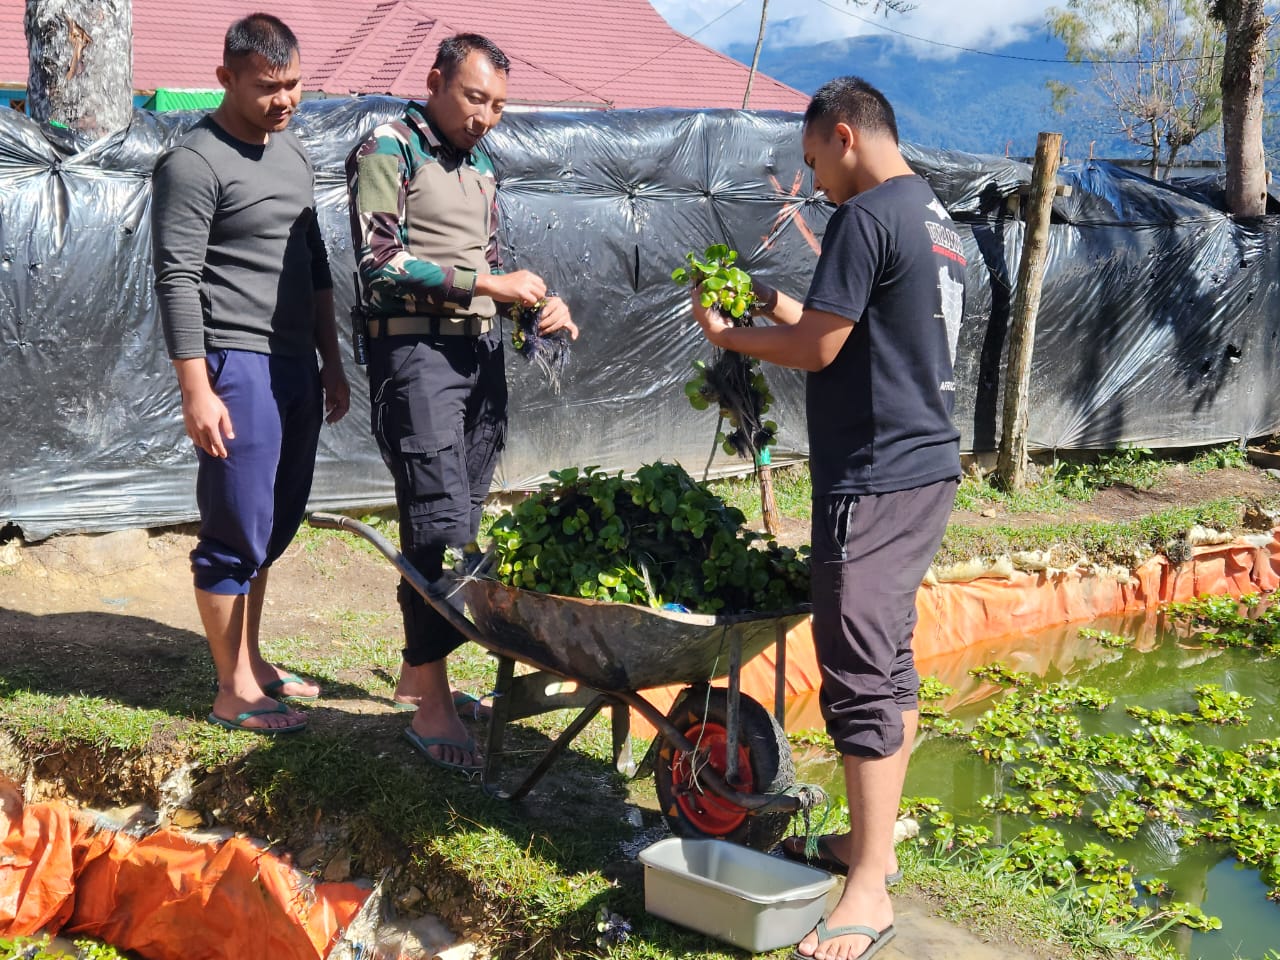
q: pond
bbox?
[790,602,1280,960]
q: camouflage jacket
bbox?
[345,101,502,322]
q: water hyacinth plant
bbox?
[906,600,1280,943]
[672,244,778,459]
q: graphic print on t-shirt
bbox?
[938,266,964,368]
[923,196,967,373]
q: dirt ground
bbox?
[2,462,1275,958]
[952,460,1280,528]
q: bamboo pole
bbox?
[995,131,1062,491]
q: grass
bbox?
[1189,443,1249,472]
[953,468,1072,513]
[936,496,1262,567]
[709,447,1277,571]
[0,937,130,960]
[707,462,813,522]
[899,842,1177,960]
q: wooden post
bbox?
[758,461,780,536]
[995,131,1062,491]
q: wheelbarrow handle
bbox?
[307,512,488,649]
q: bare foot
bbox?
[393,662,490,718]
[781,833,899,880]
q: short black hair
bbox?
[804,76,898,144]
[432,33,510,80]
[223,13,299,69]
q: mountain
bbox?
[726,31,1222,164]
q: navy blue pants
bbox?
[810,477,958,758]
[191,349,322,595]
[369,330,507,665]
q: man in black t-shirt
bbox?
[691,77,964,960]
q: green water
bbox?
[794,610,1280,960]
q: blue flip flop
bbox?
[208,704,307,735]
[262,673,320,701]
[404,727,483,777]
[792,921,895,960]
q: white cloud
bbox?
[650,0,1063,58]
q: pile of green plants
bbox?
[672,244,777,458]
[488,462,809,614]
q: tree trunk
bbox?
[25,0,133,139]
[742,0,769,109]
[996,132,1062,492]
[1215,0,1268,216]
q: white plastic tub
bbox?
[637,837,837,952]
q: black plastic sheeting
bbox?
[2,98,1278,539]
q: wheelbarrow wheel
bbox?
[654,686,795,851]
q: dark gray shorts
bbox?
[810,477,957,758]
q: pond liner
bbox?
[0,789,370,959]
[630,528,1280,735]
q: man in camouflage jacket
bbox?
[346,33,575,774]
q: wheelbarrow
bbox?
[308,513,825,850]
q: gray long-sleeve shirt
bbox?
[151,117,333,360]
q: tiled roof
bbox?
[0,0,806,110]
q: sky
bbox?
[647,0,1064,58]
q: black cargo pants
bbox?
[368,329,507,664]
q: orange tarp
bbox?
[1,793,368,959]
[633,531,1280,735]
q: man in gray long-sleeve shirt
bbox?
[152,13,349,734]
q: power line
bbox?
[557,0,753,104]
[812,0,1271,66]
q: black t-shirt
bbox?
[803,174,965,496]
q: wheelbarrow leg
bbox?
[482,654,518,791]
[481,654,619,800]
[725,634,742,784]
[484,692,610,801]
[611,703,635,777]
[775,619,788,729]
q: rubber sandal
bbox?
[207,704,307,735]
[262,673,320,701]
[392,691,492,718]
[403,727,483,777]
[451,690,492,720]
[792,921,895,960]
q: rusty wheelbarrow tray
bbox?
[309,512,823,848]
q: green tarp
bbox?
[143,89,222,111]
